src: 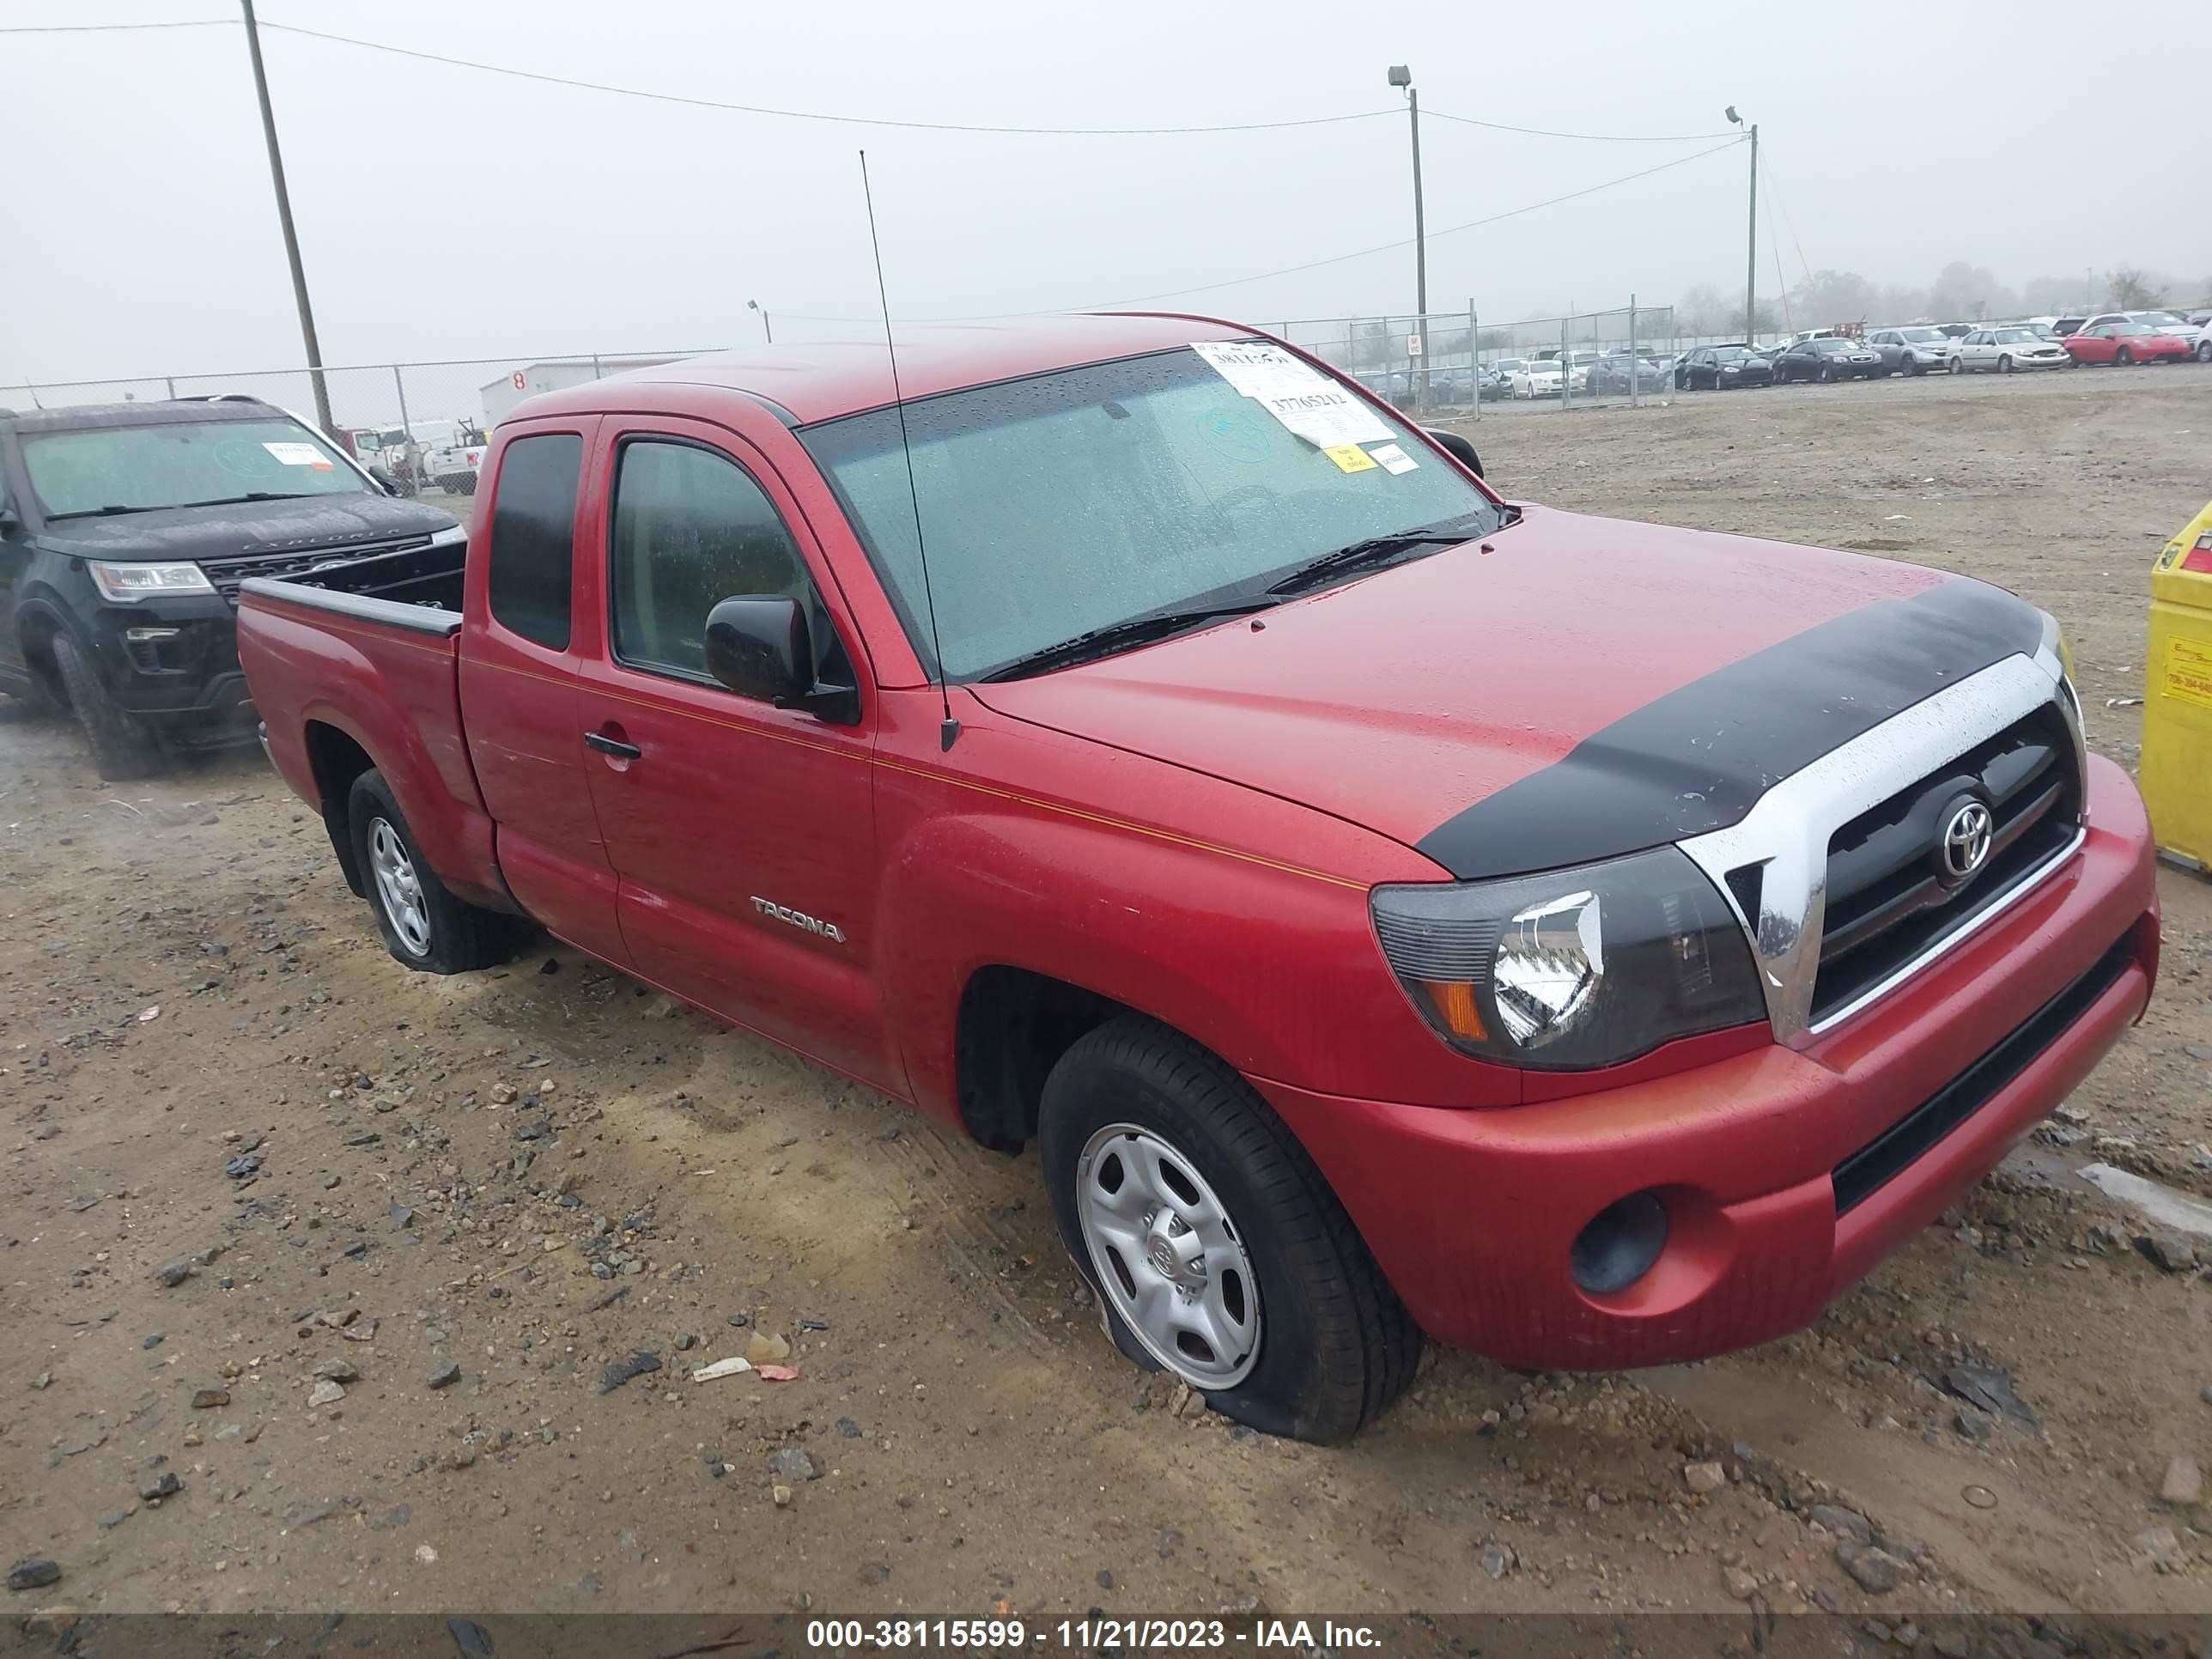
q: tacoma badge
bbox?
[750,896,847,944]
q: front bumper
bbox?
[1255,754,2158,1370]
[85,592,258,734]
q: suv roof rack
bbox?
[170,393,272,405]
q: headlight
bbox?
[429,523,468,548]
[85,561,215,602]
[1371,847,1768,1071]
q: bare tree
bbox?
[2106,267,2165,309]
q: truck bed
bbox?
[237,574,507,911]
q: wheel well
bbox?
[955,967,1125,1153]
[17,612,65,704]
[304,721,376,897]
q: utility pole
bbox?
[1389,65,1427,408]
[1726,108,1757,343]
[240,0,332,434]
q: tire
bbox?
[51,631,160,781]
[1949,358,1965,374]
[1998,355,2014,374]
[346,769,507,974]
[2197,341,2211,363]
[2116,347,2134,366]
[1816,364,1833,384]
[1039,1014,1422,1443]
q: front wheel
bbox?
[347,769,508,974]
[1040,1015,1422,1443]
[1816,364,1833,384]
[1998,355,2014,374]
[51,631,160,781]
[2197,341,2212,363]
[2116,347,2135,366]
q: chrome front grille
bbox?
[1677,640,2085,1046]
[1810,709,2081,1024]
[198,537,436,606]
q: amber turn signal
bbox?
[1419,979,1488,1042]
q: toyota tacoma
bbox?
[234,316,2158,1442]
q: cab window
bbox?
[608,438,848,692]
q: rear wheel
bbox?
[347,769,507,974]
[1040,1014,1421,1443]
[51,631,160,781]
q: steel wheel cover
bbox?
[1075,1122,1261,1389]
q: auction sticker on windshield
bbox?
[1323,444,1379,473]
[1190,341,1392,450]
[1368,443,1419,476]
[264,441,335,469]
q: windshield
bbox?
[1900,328,1944,343]
[1993,328,2039,343]
[1812,339,1856,353]
[800,344,1503,681]
[23,418,364,519]
[2112,324,2156,337]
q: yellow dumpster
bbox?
[2142,497,2212,871]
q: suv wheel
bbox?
[51,631,160,781]
[1040,1014,1421,1443]
[347,769,507,974]
[2197,340,2212,363]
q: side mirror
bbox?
[703,595,860,724]
[1420,427,1484,479]
[367,465,402,496]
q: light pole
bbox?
[240,0,332,434]
[1726,106,1757,345]
[748,300,773,344]
[1388,64,1427,405]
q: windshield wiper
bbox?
[1264,528,1474,597]
[979,598,1279,683]
[45,503,149,521]
[46,490,321,522]
[176,491,322,507]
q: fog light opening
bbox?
[1570,1191,1670,1295]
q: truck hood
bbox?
[970,507,2045,879]
[31,493,459,563]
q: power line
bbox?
[1071,137,1745,310]
[252,20,1395,135]
[0,17,230,31]
[766,139,1743,323]
[1425,108,1735,143]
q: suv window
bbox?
[485,433,582,651]
[610,439,832,689]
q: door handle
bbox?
[585,731,641,761]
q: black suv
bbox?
[1,397,465,777]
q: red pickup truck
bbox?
[237,314,2158,1442]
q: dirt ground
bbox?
[3,368,2209,1629]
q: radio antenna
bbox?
[860,149,958,753]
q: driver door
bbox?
[569,417,898,1092]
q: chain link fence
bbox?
[4,301,1689,502]
[1274,301,1680,416]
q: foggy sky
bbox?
[9,0,2203,392]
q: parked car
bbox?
[1948,326,2071,374]
[1674,344,1774,390]
[2048,315,2089,337]
[1584,352,1668,395]
[1866,327,1952,377]
[1506,359,1564,398]
[236,316,2154,1442]
[0,397,464,778]
[2079,310,2198,337]
[2062,321,2195,366]
[1771,337,1886,382]
[2194,319,2212,363]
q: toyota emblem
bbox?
[1941,799,1994,881]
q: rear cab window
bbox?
[485,434,583,650]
